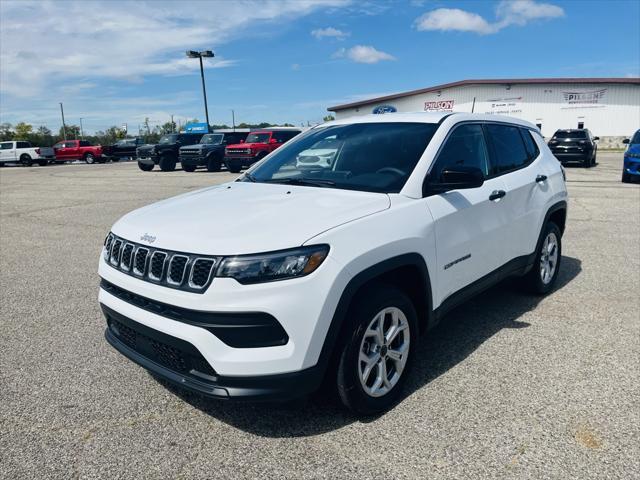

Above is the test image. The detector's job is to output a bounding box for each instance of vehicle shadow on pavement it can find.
[158,256,582,437]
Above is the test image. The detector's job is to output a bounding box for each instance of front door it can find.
[424,123,510,308]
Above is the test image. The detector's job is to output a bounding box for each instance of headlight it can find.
[217,245,329,284]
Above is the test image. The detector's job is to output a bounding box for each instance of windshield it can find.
[244,122,439,193]
[200,134,223,145]
[159,134,179,144]
[554,131,587,139]
[245,133,270,143]
[630,130,640,144]
[116,139,133,146]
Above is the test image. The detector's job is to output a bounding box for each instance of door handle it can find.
[489,190,506,201]
[536,174,548,183]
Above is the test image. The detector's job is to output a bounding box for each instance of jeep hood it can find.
[227,142,264,149]
[111,182,390,255]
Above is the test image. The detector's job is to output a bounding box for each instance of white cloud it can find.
[333,45,395,64]
[311,27,350,39]
[414,8,494,34]
[414,0,564,35]
[0,0,351,98]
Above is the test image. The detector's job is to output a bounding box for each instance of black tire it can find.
[336,284,418,415]
[37,160,47,167]
[20,154,32,167]
[206,155,222,172]
[227,162,242,173]
[622,172,632,183]
[182,164,196,172]
[522,221,562,295]
[112,157,120,162]
[84,153,96,164]
[159,155,176,172]
[138,161,154,171]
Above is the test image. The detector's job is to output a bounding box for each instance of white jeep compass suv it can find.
[99,113,567,415]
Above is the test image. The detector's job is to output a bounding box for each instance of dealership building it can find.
[328,78,640,146]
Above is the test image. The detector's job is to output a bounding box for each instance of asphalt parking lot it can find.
[1,152,638,479]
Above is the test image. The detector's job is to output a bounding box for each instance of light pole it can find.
[59,102,67,140]
[186,50,214,133]
[79,118,84,139]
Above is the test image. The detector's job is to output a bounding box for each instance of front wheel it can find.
[84,153,96,164]
[138,161,154,171]
[622,172,632,183]
[182,164,196,172]
[38,160,48,167]
[20,154,32,166]
[227,161,242,173]
[336,284,417,415]
[159,155,176,172]
[207,155,222,172]
[522,221,562,295]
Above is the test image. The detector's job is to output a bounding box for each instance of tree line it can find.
[0,118,312,147]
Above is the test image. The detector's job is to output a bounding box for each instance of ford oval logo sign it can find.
[372,105,397,114]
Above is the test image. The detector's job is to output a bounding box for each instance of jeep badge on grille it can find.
[140,233,156,244]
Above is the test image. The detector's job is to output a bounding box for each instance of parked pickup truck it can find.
[179,130,249,172]
[224,128,302,173]
[52,140,104,164]
[0,141,55,166]
[137,133,204,172]
[102,137,145,161]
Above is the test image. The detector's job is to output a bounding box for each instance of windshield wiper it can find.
[265,177,336,188]
[242,172,257,182]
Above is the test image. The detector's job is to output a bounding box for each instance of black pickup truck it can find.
[136,133,204,172]
[102,137,145,161]
[179,131,249,172]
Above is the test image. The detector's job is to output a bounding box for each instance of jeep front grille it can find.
[103,233,217,293]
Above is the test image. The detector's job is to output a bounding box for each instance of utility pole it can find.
[79,118,84,139]
[231,110,235,131]
[59,102,67,140]
[171,114,174,133]
[145,117,151,136]
[186,50,214,133]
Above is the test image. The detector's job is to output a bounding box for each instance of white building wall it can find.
[333,82,640,139]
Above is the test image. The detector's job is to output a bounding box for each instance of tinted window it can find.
[273,130,300,142]
[245,133,271,143]
[520,129,540,160]
[486,124,529,174]
[248,122,438,193]
[224,133,247,144]
[159,134,179,144]
[200,134,223,145]
[1,142,12,150]
[554,130,587,139]
[79,140,91,147]
[64,141,77,148]
[631,130,640,144]
[17,141,30,148]
[432,124,489,178]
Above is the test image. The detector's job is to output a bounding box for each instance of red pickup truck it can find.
[224,128,301,173]
[52,140,104,164]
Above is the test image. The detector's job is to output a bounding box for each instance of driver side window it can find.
[432,124,489,180]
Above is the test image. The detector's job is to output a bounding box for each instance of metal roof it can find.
[328,77,640,111]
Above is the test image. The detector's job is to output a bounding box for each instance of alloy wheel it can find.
[540,232,559,284]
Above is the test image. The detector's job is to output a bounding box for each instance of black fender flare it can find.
[312,253,433,380]
[525,200,567,274]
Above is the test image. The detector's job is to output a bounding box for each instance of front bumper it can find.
[551,151,591,162]
[103,304,323,401]
[179,155,206,167]
[623,156,640,176]
[137,155,159,165]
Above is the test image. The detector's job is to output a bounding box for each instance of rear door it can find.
[0,142,15,162]
[485,124,548,261]
[425,123,510,306]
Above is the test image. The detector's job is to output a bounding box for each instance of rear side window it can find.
[485,124,529,174]
[79,140,91,147]
[520,129,540,161]
[16,141,30,148]
[432,124,490,178]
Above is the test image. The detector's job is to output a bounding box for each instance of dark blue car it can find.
[622,129,640,183]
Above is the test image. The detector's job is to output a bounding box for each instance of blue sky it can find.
[1,0,638,134]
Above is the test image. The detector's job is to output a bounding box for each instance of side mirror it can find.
[240,139,244,143]
[593,136,600,141]
[622,138,630,144]
[424,166,484,196]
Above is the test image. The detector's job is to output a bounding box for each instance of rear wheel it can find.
[84,153,96,164]
[38,160,47,167]
[182,164,196,172]
[336,284,417,415]
[138,161,154,171]
[522,221,562,295]
[20,154,32,166]
[227,161,242,173]
[159,155,176,172]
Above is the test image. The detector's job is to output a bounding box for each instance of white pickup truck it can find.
[0,141,56,166]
